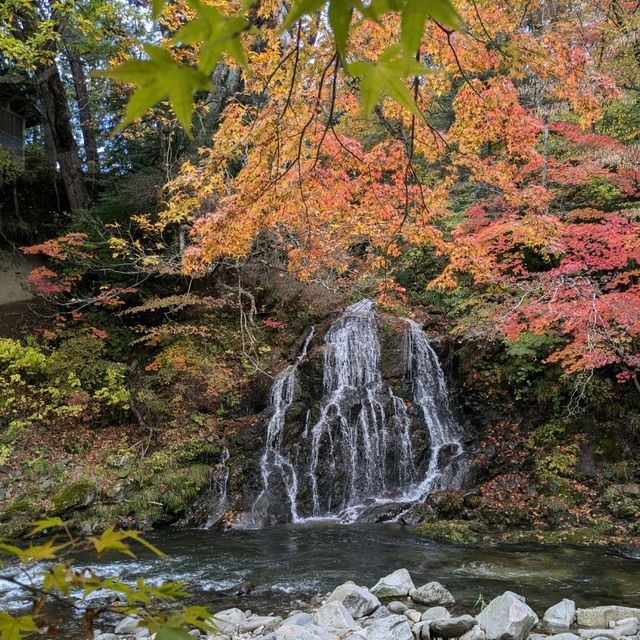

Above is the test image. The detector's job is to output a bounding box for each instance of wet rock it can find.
[430,615,478,639]
[544,600,576,632]
[312,601,359,632]
[476,591,538,640]
[361,614,413,640]
[115,616,141,635]
[422,607,452,622]
[411,582,455,606]
[371,569,415,598]
[576,608,640,629]
[328,581,380,618]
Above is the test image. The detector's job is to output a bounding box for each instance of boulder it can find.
[411,582,455,606]
[266,624,337,640]
[476,592,539,640]
[362,614,414,640]
[578,631,620,640]
[96,635,118,640]
[358,606,391,629]
[460,627,486,640]
[413,621,430,640]
[577,608,640,629]
[115,616,141,635]
[549,634,580,640]
[388,601,409,614]
[371,569,415,598]
[312,601,359,632]
[282,612,313,627]
[211,608,246,635]
[610,618,639,636]
[544,600,576,632]
[328,581,381,618]
[240,615,282,633]
[430,615,478,639]
[423,607,452,622]
[405,609,422,623]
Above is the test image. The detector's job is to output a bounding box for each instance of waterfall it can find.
[204,447,230,529]
[253,327,315,523]
[251,299,465,525]
[400,319,465,500]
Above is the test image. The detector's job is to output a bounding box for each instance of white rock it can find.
[188,631,201,639]
[282,613,313,627]
[423,608,452,622]
[476,592,539,640]
[548,634,580,640]
[578,631,620,640]
[460,627,486,640]
[96,635,118,640]
[134,629,149,640]
[371,569,415,598]
[312,601,359,632]
[269,624,337,640]
[611,619,638,636]
[240,615,282,633]
[405,609,422,624]
[411,582,455,607]
[577,608,640,629]
[363,614,414,640]
[115,616,141,635]
[544,600,576,632]
[211,608,247,635]
[328,582,381,618]
[413,621,430,640]
[358,606,391,629]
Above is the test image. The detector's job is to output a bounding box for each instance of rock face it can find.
[430,615,478,639]
[576,607,640,629]
[544,600,576,632]
[328,581,381,618]
[411,581,456,606]
[362,614,414,640]
[370,568,415,598]
[476,591,539,640]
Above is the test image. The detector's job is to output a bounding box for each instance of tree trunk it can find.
[38,64,90,212]
[68,51,98,172]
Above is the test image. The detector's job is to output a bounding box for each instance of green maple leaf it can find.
[347,46,425,117]
[101,45,210,136]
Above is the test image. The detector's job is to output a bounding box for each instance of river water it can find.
[3,522,639,617]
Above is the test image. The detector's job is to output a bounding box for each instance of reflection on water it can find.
[2,522,639,615]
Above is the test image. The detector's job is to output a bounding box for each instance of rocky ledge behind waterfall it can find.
[101,568,640,640]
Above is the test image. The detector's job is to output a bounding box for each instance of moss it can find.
[414,520,479,546]
[435,490,464,517]
[50,478,96,514]
[0,494,40,522]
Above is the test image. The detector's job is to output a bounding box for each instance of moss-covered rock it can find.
[50,479,96,514]
[414,520,479,545]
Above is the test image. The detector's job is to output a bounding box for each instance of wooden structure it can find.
[0,85,43,161]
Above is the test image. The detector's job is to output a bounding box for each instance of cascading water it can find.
[251,299,465,526]
[253,327,315,524]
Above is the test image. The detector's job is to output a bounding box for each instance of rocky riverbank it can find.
[98,568,640,640]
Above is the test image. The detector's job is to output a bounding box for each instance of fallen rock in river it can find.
[370,568,415,598]
[476,591,538,640]
[544,600,576,632]
[328,581,380,618]
[576,608,640,629]
[430,615,478,639]
[411,582,456,606]
[361,613,413,640]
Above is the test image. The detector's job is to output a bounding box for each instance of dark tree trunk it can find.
[68,51,98,172]
[38,64,90,212]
